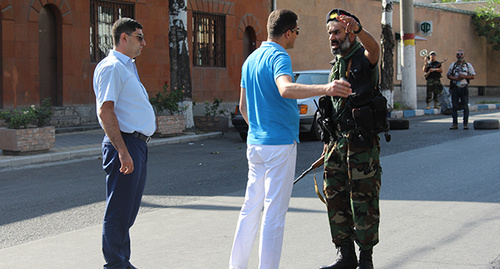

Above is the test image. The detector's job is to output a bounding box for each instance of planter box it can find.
[194,116,229,132]
[0,126,56,155]
[155,115,186,137]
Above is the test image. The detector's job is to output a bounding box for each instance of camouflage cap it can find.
[326,9,360,24]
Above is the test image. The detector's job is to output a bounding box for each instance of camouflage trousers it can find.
[426,78,443,104]
[323,135,381,250]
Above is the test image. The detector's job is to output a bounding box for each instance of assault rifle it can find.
[424,58,447,78]
[293,156,324,185]
[292,98,333,186]
[314,98,335,141]
[293,155,327,204]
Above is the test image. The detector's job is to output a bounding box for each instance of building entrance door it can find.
[39,6,61,106]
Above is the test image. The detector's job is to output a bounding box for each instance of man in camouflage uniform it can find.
[423,51,443,109]
[319,9,381,269]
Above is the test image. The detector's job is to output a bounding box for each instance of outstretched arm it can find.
[337,15,380,66]
[276,75,352,99]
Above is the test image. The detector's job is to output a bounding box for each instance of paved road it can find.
[0,110,499,268]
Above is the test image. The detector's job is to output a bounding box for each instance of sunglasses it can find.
[126,33,144,42]
[456,53,464,56]
[290,27,300,36]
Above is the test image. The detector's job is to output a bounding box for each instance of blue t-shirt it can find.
[241,42,299,145]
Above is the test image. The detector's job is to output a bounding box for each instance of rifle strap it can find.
[313,169,326,204]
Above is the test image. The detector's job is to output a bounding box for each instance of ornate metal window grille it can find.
[192,12,226,67]
[90,0,134,63]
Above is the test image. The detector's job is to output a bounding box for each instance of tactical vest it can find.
[319,46,389,143]
[329,46,379,123]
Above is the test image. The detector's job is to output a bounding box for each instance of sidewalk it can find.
[0,95,499,170]
[0,130,222,170]
[392,95,500,118]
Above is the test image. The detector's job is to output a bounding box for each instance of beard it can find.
[330,36,352,56]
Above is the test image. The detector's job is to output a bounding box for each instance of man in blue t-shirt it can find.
[229,9,352,269]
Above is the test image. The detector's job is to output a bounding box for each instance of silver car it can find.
[232,69,330,141]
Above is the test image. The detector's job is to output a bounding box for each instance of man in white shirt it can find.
[93,17,155,269]
[446,50,475,129]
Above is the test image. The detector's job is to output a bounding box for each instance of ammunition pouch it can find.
[351,94,390,141]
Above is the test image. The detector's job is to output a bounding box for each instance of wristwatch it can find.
[353,23,363,34]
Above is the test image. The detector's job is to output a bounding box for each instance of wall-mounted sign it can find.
[420,21,432,36]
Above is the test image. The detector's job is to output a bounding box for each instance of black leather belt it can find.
[121,131,151,143]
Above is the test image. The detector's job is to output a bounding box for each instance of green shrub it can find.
[150,81,187,115]
[204,98,228,117]
[0,97,52,129]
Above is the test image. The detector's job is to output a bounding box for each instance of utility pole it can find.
[400,0,417,109]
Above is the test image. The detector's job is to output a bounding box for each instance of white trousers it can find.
[229,143,297,269]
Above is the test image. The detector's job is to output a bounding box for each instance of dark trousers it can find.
[102,134,148,269]
[451,85,469,125]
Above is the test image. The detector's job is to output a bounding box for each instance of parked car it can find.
[232,70,330,141]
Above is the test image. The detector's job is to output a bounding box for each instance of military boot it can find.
[319,238,358,269]
[358,248,374,269]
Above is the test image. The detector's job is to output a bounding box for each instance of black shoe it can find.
[358,248,374,269]
[319,238,358,269]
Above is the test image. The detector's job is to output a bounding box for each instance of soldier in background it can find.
[423,51,443,109]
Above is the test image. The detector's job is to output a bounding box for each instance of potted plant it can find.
[194,98,229,132]
[149,81,187,136]
[0,97,55,155]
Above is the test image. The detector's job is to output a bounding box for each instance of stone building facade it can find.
[2,0,498,120]
[0,0,270,112]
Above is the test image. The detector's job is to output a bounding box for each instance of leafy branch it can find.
[472,0,500,50]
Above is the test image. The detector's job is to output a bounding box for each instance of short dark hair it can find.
[112,17,143,46]
[267,9,298,39]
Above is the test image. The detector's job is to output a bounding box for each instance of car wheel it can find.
[388,119,410,130]
[473,119,500,129]
[308,113,322,141]
[239,132,248,141]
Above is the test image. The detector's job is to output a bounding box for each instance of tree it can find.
[472,0,500,50]
[169,0,194,127]
[380,0,395,108]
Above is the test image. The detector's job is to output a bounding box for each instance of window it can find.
[192,12,226,67]
[90,0,134,63]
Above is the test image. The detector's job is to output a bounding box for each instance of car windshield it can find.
[294,73,329,85]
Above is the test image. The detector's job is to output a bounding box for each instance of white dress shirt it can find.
[93,50,156,136]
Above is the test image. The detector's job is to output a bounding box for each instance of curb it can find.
[389,104,500,119]
[0,132,222,170]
